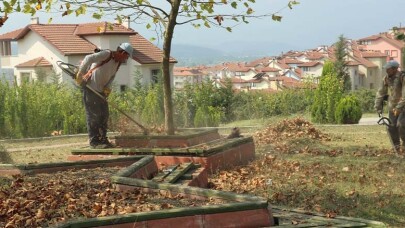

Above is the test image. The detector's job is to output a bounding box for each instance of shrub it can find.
[311,72,343,124]
[349,89,376,113]
[335,95,362,124]
[194,106,223,127]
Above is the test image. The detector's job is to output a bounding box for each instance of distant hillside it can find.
[170,41,299,66]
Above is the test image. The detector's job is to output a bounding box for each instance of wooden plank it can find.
[151,164,179,182]
[164,163,194,184]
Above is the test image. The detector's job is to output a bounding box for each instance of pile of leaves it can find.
[0,167,220,227]
[210,153,358,219]
[254,118,330,146]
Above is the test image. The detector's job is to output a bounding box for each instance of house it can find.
[173,66,209,89]
[357,32,404,67]
[0,17,177,90]
[297,61,323,82]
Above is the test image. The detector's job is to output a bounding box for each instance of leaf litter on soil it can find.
[0,167,226,228]
[209,117,405,226]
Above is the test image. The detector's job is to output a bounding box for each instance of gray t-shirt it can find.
[78,50,120,93]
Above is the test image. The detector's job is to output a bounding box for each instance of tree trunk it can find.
[162,0,181,135]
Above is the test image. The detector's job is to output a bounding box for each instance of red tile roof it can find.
[173,67,204,76]
[227,77,247,83]
[0,22,175,64]
[298,61,322,67]
[30,24,97,55]
[346,61,361,66]
[75,22,136,35]
[15,57,52,68]
[0,28,27,40]
[130,34,176,64]
[269,76,303,88]
[280,58,303,64]
[258,67,280,72]
[305,52,325,60]
[358,33,405,49]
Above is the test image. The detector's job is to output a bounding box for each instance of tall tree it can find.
[333,35,351,92]
[1,0,299,134]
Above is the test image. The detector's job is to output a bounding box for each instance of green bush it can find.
[335,95,362,124]
[311,72,343,124]
[349,89,376,113]
[194,106,223,127]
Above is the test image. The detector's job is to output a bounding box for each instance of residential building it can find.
[0,17,177,89]
[173,67,209,89]
[357,32,403,67]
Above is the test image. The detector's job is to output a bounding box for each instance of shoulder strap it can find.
[401,71,405,85]
[82,50,113,82]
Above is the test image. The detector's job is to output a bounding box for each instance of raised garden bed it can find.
[70,137,255,173]
[0,155,274,227]
[114,128,221,148]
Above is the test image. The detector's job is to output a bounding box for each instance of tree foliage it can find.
[333,35,351,92]
[311,72,343,124]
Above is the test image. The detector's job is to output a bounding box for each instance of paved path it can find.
[358,117,380,125]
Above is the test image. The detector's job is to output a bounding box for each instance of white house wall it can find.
[15,31,67,84]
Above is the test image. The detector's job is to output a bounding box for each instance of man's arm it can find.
[395,73,405,111]
[374,77,388,113]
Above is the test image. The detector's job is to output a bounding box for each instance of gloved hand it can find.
[103,87,112,97]
[393,108,401,117]
[75,72,83,86]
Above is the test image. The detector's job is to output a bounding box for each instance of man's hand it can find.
[377,110,382,115]
[103,88,112,97]
[75,72,83,86]
[393,108,401,117]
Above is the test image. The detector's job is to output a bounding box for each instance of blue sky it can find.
[1,0,405,55]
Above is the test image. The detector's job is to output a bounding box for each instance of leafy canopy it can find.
[1,0,300,33]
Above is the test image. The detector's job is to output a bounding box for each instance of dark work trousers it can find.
[388,110,405,150]
[83,87,109,145]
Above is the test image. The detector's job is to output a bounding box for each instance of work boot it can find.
[90,139,109,149]
[100,137,115,148]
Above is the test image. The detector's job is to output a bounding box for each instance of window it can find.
[385,50,390,56]
[151,69,160,84]
[120,85,127,92]
[302,67,310,72]
[391,50,398,57]
[360,40,371,45]
[20,72,31,84]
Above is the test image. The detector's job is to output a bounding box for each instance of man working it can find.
[76,43,134,149]
[374,60,405,152]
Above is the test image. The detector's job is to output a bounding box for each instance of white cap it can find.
[384,60,400,69]
[118,42,134,58]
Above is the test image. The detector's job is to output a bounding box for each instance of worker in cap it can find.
[76,42,134,149]
[375,60,405,153]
